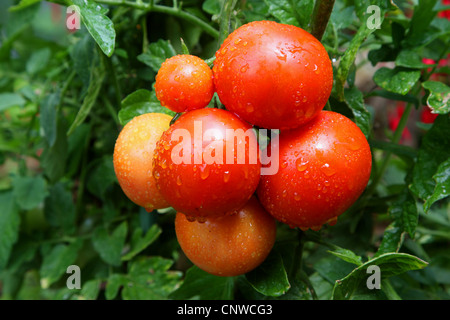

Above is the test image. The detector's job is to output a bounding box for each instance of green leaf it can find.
[118,89,175,126]
[388,188,418,237]
[0,191,20,269]
[395,50,430,69]
[40,239,83,289]
[92,222,128,266]
[328,247,363,267]
[78,279,102,300]
[245,251,290,297]
[44,183,76,235]
[404,0,439,47]
[67,54,105,135]
[329,4,355,31]
[70,35,95,91]
[422,81,450,114]
[11,175,48,211]
[41,118,68,183]
[71,0,116,57]
[26,47,51,75]
[169,266,235,300]
[105,274,127,300]
[9,0,42,12]
[202,0,221,15]
[375,223,405,257]
[335,23,380,100]
[121,224,162,261]
[373,67,421,95]
[0,93,26,112]
[40,92,60,147]
[344,87,371,138]
[109,257,182,300]
[424,158,450,212]
[410,115,450,202]
[264,0,314,29]
[137,39,177,73]
[86,155,117,198]
[331,253,428,300]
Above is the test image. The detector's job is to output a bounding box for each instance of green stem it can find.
[290,230,304,279]
[94,0,219,38]
[102,96,121,127]
[141,15,149,53]
[57,70,76,111]
[204,56,216,67]
[103,53,122,106]
[75,125,92,218]
[310,0,335,41]
[217,0,238,48]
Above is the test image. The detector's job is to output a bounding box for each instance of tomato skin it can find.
[153,108,261,220]
[155,55,214,113]
[257,111,372,230]
[175,196,276,277]
[113,113,172,211]
[213,20,333,130]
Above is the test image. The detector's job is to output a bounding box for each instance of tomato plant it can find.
[0,0,449,303]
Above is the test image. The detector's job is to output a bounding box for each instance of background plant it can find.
[0,0,448,300]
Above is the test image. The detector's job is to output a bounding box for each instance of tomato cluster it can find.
[113,21,372,277]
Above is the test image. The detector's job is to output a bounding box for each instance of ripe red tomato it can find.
[175,196,276,277]
[153,108,261,220]
[213,20,333,130]
[113,113,172,211]
[155,54,214,113]
[257,111,372,230]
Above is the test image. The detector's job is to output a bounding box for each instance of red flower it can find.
[388,103,412,142]
[438,0,450,19]
[420,106,439,124]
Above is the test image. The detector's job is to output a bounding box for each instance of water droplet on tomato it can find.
[223,170,231,183]
[197,216,207,223]
[176,175,182,186]
[295,159,308,172]
[200,165,210,180]
[240,64,249,73]
[186,215,196,222]
[321,163,336,176]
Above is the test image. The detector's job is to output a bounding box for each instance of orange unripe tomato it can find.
[155,54,215,113]
[113,113,172,211]
[257,111,372,230]
[175,197,276,277]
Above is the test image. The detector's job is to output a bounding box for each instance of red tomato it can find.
[155,55,214,113]
[257,111,372,230]
[153,108,261,220]
[175,196,276,277]
[213,20,333,130]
